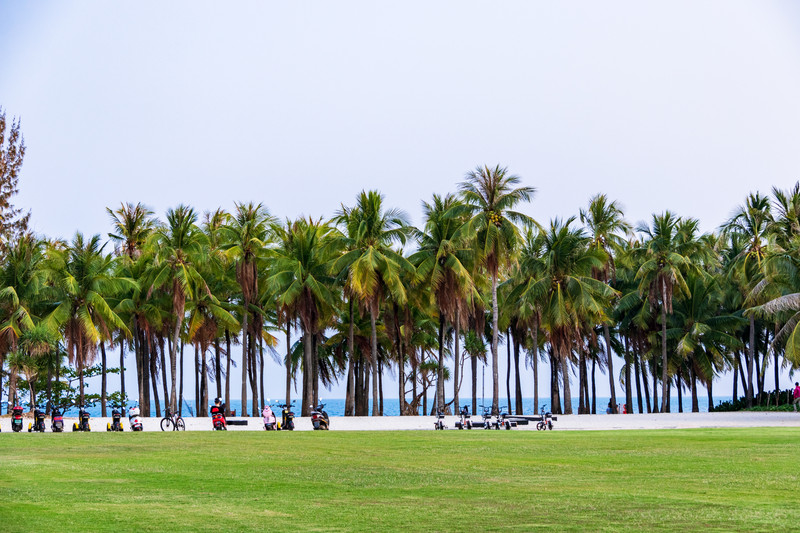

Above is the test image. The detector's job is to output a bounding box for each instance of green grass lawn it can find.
[0,428,798,532]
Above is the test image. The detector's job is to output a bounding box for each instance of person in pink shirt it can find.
[793,382,800,412]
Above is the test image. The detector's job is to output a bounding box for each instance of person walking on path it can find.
[793,382,800,412]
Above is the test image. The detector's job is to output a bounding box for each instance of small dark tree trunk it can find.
[604,324,617,415]
[532,323,539,415]
[259,333,265,410]
[302,331,313,417]
[149,340,161,418]
[746,317,755,407]
[160,338,169,411]
[379,361,384,416]
[691,366,699,412]
[225,332,231,417]
[285,322,292,408]
[120,342,126,407]
[471,348,478,416]
[660,280,669,413]
[101,342,107,417]
[179,341,184,416]
[624,336,633,414]
[707,379,714,412]
[195,343,200,416]
[677,372,683,413]
[590,356,596,414]
[347,299,355,415]
[453,309,460,415]
[642,351,651,413]
[506,328,512,414]
[215,338,222,400]
[634,348,643,414]
[513,329,522,415]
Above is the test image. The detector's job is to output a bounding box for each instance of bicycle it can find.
[160,407,186,431]
[536,404,553,431]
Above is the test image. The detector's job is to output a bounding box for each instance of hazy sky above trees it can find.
[2,1,799,399]
[2,1,799,241]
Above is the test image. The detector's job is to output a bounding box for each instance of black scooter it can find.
[481,407,493,430]
[454,405,473,430]
[11,404,24,432]
[278,402,295,431]
[51,405,65,433]
[311,402,329,430]
[72,405,91,432]
[28,405,46,433]
[107,405,124,431]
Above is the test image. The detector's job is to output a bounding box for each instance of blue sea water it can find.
[72,395,730,417]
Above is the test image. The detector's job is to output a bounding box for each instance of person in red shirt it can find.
[793,382,800,412]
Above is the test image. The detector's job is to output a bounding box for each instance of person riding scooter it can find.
[210,398,227,430]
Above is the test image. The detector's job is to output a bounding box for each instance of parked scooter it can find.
[494,411,512,430]
[50,404,65,433]
[262,404,277,431]
[278,402,295,431]
[107,404,124,431]
[28,405,47,432]
[311,403,330,430]
[11,403,24,432]
[454,405,473,430]
[434,410,447,430]
[536,404,554,431]
[210,400,227,431]
[481,407,493,430]
[128,405,143,431]
[72,405,91,432]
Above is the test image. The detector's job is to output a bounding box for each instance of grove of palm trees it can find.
[2,158,799,417]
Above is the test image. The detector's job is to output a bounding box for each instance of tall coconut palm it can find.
[722,193,772,406]
[333,190,413,416]
[411,193,474,414]
[149,206,210,413]
[634,212,694,413]
[580,194,631,413]
[44,233,133,406]
[267,218,338,416]
[221,202,273,417]
[509,219,614,414]
[456,165,535,414]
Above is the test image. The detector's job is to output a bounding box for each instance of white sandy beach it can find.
[1,411,798,433]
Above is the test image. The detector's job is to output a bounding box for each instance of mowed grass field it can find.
[0,427,798,532]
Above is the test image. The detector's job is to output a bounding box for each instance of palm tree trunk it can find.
[691,365,699,412]
[179,341,184,415]
[215,338,222,400]
[634,347,643,414]
[660,280,668,413]
[513,329,522,415]
[302,330,313,416]
[506,328,512,414]
[746,316,755,408]
[225,331,231,416]
[194,343,200,416]
[250,333,258,416]
[149,340,160,418]
[437,314,445,414]
[562,350,573,415]
[641,349,651,413]
[774,323,780,407]
[259,333,265,410]
[604,324,616,413]
[590,356,596,414]
[170,314,181,413]
[624,336,632,415]
[120,342,126,408]
[394,303,406,415]
[202,348,209,416]
[453,309,460,414]
[285,322,292,408]
[532,322,539,415]
[578,347,586,414]
[370,308,380,416]
[241,300,249,417]
[347,299,355,416]
[160,338,169,411]
[676,372,683,413]
[101,342,107,417]
[491,271,500,414]
[471,347,477,416]
[707,379,714,411]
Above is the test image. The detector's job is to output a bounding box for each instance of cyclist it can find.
[210,398,227,429]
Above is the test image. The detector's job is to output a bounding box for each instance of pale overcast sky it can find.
[1,1,799,404]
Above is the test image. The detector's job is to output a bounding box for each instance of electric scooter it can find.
[536,405,554,431]
[434,410,447,430]
[310,402,329,430]
[481,407,493,430]
[51,404,65,432]
[107,405,124,431]
[494,411,512,430]
[454,405,473,429]
[11,403,24,432]
[278,402,295,431]
[72,405,91,432]
[262,404,277,430]
[128,405,143,431]
[28,405,46,432]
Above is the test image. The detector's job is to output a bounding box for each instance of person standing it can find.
[793,382,800,412]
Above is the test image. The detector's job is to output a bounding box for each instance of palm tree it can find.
[267,218,338,416]
[634,212,695,413]
[149,206,210,413]
[411,193,474,414]
[722,193,772,406]
[580,194,631,413]
[456,165,535,414]
[221,202,273,417]
[333,190,413,416]
[44,233,133,406]
[509,219,614,414]
[0,235,47,410]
